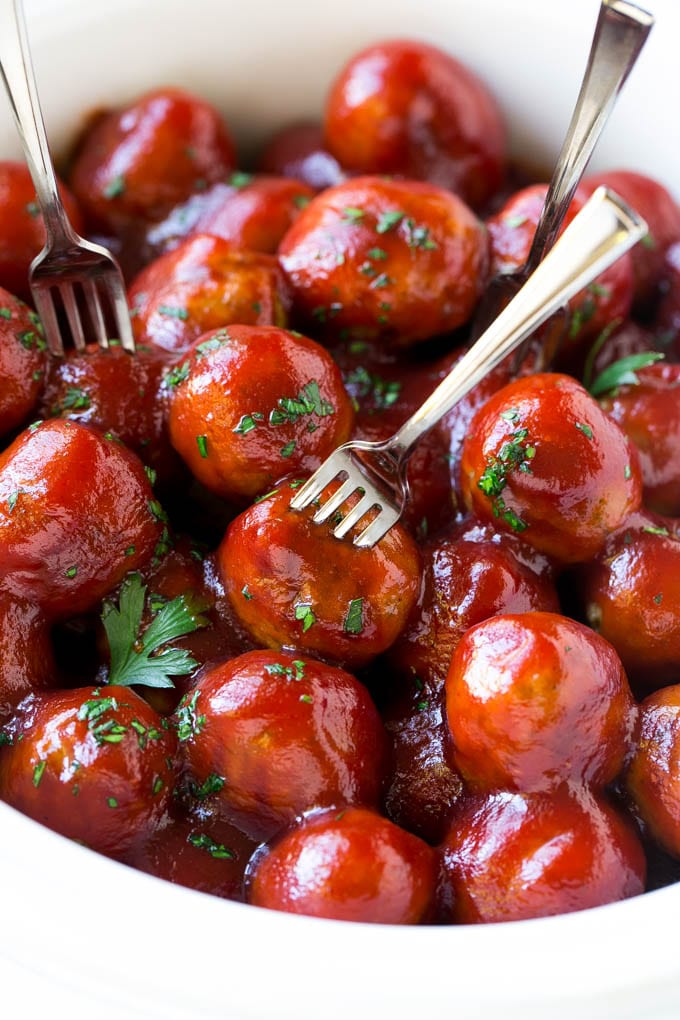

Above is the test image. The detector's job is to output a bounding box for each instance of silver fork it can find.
[291,187,647,548]
[0,0,134,355]
[471,0,653,348]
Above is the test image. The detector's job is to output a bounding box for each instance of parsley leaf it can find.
[343,598,364,634]
[589,352,665,397]
[102,573,209,689]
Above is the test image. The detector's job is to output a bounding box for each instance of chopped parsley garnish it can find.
[103,175,126,199]
[196,435,208,458]
[0,307,12,319]
[7,489,21,513]
[343,598,364,634]
[280,440,296,458]
[107,797,119,808]
[18,330,47,351]
[33,761,46,788]
[624,464,632,480]
[403,219,438,250]
[157,305,189,320]
[294,603,316,632]
[654,592,664,605]
[369,272,393,289]
[241,585,253,600]
[78,695,129,744]
[264,659,305,681]
[64,564,78,579]
[0,731,12,746]
[376,210,404,234]
[589,351,665,397]
[643,525,670,537]
[175,690,206,742]
[477,419,534,534]
[233,412,264,435]
[165,362,190,387]
[58,387,91,411]
[344,366,401,411]
[299,694,313,705]
[269,380,335,426]
[152,776,165,796]
[101,572,209,689]
[147,499,168,524]
[229,171,253,189]
[575,422,593,440]
[194,773,225,800]
[366,247,388,261]
[188,832,235,859]
[341,206,365,224]
[196,333,229,357]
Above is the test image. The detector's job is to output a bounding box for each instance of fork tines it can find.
[289,448,401,548]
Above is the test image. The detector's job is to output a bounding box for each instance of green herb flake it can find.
[0,731,12,746]
[158,305,189,321]
[624,464,632,481]
[376,210,404,234]
[293,194,310,210]
[299,694,313,705]
[643,525,670,537]
[416,700,430,711]
[147,499,168,524]
[101,572,209,690]
[59,387,91,411]
[152,776,165,796]
[196,435,208,458]
[504,214,528,229]
[500,408,521,423]
[367,247,388,261]
[654,592,664,605]
[575,422,593,440]
[280,440,296,458]
[254,488,279,503]
[343,597,364,634]
[188,832,235,859]
[195,773,225,800]
[228,171,253,189]
[103,175,126,199]
[65,564,78,579]
[196,333,229,357]
[33,761,46,788]
[165,362,190,388]
[0,307,12,319]
[7,490,21,513]
[175,690,206,742]
[294,603,316,632]
[107,797,118,808]
[233,412,264,435]
[341,206,365,224]
[25,201,40,218]
[404,219,438,250]
[369,272,393,289]
[241,585,253,600]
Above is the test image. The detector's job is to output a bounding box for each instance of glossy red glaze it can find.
[583,170,680,308]
[0,594,54,722]
[167,325,353,501]
[145,176,315,257]
[279,175,488,347]
[460,373,642,562]
[446,612,637,792]
[389,530,558,687]
[126,811,257,900]
[39,341,178,481]
[258,122,345,191]
[249,806,436,923]
[486,183,634,350]
[0,685,177,858]
[579,511,680,688]
[217,478,421,668]
[626,686,680,858]
[0,162,84,301]
[438,787,646,924]
[600,362,680,516]
[324,40,506,209]
[0,420,161,617]
[69,88,236,231]
[128,234,291,353]
[0,287,47,436]
[176,650,389,841]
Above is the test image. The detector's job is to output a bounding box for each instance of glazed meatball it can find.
[217,478,421,668]
[69,88,236,231]
[249,806,436,923]
[279,175,488,348]
[626,686,680,858]
[0,594,54,722]
[166,325,354,501]
[323,39,506,208]
[128,234,291,353]
[0,419,162,617]
[438,787,645,923]
[0,686,177,858]
[0,288,47,436]
[446,612,637,792]
[460,373,642,562]
[176,650,389,840]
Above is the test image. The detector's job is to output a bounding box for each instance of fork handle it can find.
[392,187,646,458]
[0,0,79,245]
[525,0,652,274]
